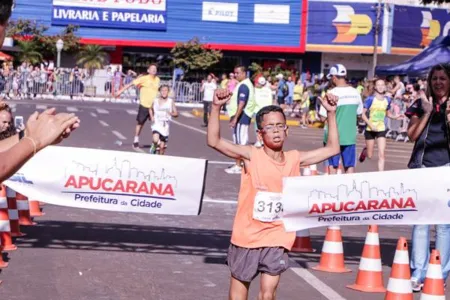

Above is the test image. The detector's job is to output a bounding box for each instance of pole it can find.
[372,0,382,78]
[57,50,61,68]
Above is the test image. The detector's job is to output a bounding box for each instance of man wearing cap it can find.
[319,64,363,174]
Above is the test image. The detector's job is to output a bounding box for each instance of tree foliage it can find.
[7,19,80,60]
[76,44,109,83]
[170,37,223,73]
[16,41,43,65]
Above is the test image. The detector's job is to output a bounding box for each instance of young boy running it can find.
[150,85,178,155]
[207,89,340,300]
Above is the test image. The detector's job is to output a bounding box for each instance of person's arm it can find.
[360,108,373,128]
[0,110,80,183]
[149,102,155,122]
[231,84,250,128]
[207,89,251,160]
[298,94,340,166]
[170,100,178,118]
[407,92,432,142]
[116,83,133,97]
[0,134,19,152]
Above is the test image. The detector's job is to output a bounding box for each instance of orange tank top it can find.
[230,147,301,250]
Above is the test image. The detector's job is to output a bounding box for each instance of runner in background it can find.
[224,66,256,174]
[253,77,272,147]
[116,64,160,149]
[150,85,178,155]
[207,87,339,300]
[200,74,217,127]
[359,78,402,171]
[319,64,363,174]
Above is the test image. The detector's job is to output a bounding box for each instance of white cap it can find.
[276,73,284,79]
[327,64,347,79]
[258,76,266,86]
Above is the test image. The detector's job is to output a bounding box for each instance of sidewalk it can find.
[191,109,325,128]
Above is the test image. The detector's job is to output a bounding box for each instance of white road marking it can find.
[36,105,48,110]
[289,259,346,300]
[67,106,79,112]
[127,109,137,115]
[112,130,127,140]
[203,199,236,205]
[171,119,207,135]
[96,108,109,114]
[90,112,97,117]
[180,111,194,118]
[99,120,109,127]
[208,161,234,165]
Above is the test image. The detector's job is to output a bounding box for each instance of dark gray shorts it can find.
[226,244,289,282]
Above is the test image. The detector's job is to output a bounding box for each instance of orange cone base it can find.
[291,247,316,253]
[0,261,8,269]
[11,232,26,237]
[19,220,37,226]
[30,211,45,217]
[385,292,414,300]
[347,283,386,293]
[3,244,17,251]
[312,265,351,273]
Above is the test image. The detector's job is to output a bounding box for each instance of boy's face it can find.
[160,87,169,98]
[257,112,288,150]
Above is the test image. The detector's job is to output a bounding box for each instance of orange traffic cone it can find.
[385,237,413,300]
[313,226,351,273]
[291,229,316,253]
[420,249,445,300]
[0,185,16,251]
[6,187,25,237]
[29,200,45,217]
[347,225,386,292]
[16,193,36,226]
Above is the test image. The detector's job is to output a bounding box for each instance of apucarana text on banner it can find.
[281,167,450,232]
[4,146,207,216]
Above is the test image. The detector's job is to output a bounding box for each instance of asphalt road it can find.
[0,99,440,300]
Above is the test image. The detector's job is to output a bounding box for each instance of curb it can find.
[191,109,324,128]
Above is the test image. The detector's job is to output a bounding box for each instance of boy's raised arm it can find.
[207,89,251,160]
[298,93,340,166]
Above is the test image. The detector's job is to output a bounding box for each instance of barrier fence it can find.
[0,73,203,103]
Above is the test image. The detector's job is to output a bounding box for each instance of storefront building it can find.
[7,0,450,79]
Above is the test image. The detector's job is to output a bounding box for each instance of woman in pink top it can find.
[227,72,238,93]
[207,89,340,300]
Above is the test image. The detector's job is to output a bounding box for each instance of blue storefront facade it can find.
[7,0,450,78]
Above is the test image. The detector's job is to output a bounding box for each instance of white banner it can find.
[282,167,450,232]
[4,146,206,216]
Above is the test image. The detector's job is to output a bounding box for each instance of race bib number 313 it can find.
[253,192,283,222]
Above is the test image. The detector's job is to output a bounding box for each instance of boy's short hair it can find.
[159,84,170,91]
[0,0,13,25]
[256,105,286,130]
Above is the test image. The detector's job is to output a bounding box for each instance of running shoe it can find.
[133,142,139,148]
[149,144,157,154]
[359,147,367,163]
[411,278,423,292]
[224,165,242,174]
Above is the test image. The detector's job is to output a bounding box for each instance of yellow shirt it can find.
[293,84,303,101]
[132,75,160,108]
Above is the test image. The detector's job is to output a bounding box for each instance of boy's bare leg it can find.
[258,273,280,300]
[229,277,250,300]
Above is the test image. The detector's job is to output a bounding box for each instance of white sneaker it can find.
[225,165,242,174]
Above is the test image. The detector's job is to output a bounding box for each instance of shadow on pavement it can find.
[14,221,231,257]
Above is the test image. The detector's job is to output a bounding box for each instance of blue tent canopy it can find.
[375,36,450,77]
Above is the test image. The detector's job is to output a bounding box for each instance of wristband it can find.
[23,137,37,156]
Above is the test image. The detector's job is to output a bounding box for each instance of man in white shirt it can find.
[201,74,217,127]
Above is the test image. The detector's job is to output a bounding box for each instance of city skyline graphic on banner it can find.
[307,181,418,207]
[64,158,178,187]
